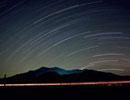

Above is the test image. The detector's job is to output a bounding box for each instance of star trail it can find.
[0,0,130,77]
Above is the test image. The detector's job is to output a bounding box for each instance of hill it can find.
[0,67,130,83]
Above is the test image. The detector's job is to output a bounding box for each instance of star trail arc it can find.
[0,0,130,77]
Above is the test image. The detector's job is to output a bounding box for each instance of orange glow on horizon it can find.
[0,80,130,86]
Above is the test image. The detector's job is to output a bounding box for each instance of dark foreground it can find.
[0,85,130,99]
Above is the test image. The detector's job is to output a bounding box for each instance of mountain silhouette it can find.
[0,67,130,83]
[33,67,82,76]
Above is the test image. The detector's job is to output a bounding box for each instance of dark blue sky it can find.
[0,0,130,77]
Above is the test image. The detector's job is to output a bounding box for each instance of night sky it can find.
[0,0,130,77]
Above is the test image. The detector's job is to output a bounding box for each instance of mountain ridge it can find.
[0,66,130,83]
